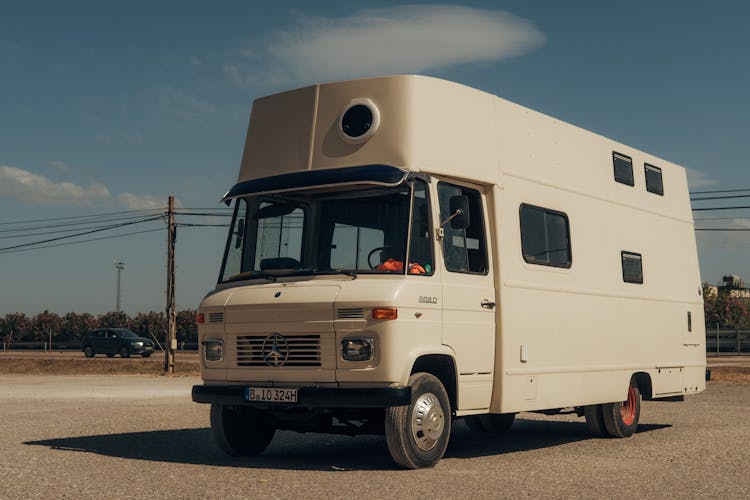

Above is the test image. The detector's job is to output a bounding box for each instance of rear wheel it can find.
[210,404,276,456]
[119,346,131,358]
[385,372,452,469]
[602,381,641,438]
[83,346,95,358]
[583,404,609,437]
[141,353,152,358]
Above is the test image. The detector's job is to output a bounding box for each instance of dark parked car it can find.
[82,328,154,358]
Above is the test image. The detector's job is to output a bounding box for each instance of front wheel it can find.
[210,404,276,456]
[602,381,641,438]
[141,353,152,358]
[385,372,452,469]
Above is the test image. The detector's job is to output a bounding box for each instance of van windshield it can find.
[219,183,417,282]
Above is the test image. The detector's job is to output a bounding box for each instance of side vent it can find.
[337,308,365,319]
[207,312,225,324]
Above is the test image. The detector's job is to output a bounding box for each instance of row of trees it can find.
[0,310,197,346]
[703,284,750,332]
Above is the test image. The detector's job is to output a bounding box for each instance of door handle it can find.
[481,300,496,309]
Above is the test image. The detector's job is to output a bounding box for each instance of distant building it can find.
[707,275,750,299]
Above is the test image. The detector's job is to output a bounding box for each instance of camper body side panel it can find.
[490,99,705,413]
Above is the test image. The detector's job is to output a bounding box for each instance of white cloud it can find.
[228,4,545,88]
[686,168,717,190]
[0,165,168,209]
[116,192,167,210]
[0,165,110,206]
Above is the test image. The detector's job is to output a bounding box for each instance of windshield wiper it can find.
[315,269,357,280]
[225,271,277,283]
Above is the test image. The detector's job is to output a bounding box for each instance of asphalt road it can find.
[1,375,748,499]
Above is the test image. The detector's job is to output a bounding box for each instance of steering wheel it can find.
[367,246,391,269]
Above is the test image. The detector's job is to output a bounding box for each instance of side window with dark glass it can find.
[645,164,664,196]
[613,152,634,186]
[437,182,488,274]
[220,198,248,282]
[622,251,643,284]
[520,204,572,268]
[407,180,434,275]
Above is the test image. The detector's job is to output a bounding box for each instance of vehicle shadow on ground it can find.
[24,418,671,471]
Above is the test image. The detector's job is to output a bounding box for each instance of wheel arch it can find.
[410,354,458,413]
[632,371,653,400]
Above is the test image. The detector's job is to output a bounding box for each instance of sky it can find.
[1,1,749,315]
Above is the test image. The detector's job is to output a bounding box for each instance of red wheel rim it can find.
[620,385,637,426]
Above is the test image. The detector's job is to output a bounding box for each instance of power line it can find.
[0,228,164,255]
[689,188,750,195]
[0,208,164,226]
[695,228,750,232]
[0,215,164,252]
[175,223,230,228]
[173,212,233,217]
[691,194,750,201]
[692,205,750,212]
[694,216,750,221]
[0,212,167,237]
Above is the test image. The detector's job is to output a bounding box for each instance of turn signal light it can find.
[372,307,398,320]
[195,313,205,324]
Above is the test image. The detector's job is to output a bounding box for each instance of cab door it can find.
[436,180,496,411]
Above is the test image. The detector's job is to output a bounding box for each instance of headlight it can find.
[342,337,374,362]
[202,339,224,362]
[131,341,144,347]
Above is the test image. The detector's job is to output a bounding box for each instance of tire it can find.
[583,404,609,437]
[210,404,276,456]
[119,346,131,358]
[465,413,515,433]
[106,353,115,358]
[141,353,152,358]
[602,381,641,438]
[83,346,95,358]
[385,372,452,469]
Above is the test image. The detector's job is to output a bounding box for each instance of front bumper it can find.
[192,384,411,408]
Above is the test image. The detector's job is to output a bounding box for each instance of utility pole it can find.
[114,261,125,313]
[165,195,176,374]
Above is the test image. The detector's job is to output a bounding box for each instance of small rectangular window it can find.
[613,152,634,186]
[645,164,664,196]
[687,311,692,332]
[520,204,572,268]
[621,251,643,284]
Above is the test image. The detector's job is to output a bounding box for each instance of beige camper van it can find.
[192,75,706,468]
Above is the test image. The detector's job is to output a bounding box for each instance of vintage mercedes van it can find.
[191,75,705,468]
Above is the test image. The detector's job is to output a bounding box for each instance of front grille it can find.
[236,334,321,367]
[207,312,224,323]
[337,308,364,319]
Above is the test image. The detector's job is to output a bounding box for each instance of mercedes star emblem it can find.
[262,333,289,367]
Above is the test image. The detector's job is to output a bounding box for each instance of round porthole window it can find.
[338,98,380,144]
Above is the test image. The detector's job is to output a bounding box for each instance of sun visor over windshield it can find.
[221,165,408,204]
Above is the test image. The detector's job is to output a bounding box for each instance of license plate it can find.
[245,387,298,403]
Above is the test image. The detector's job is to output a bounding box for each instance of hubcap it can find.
[410,392,445,451]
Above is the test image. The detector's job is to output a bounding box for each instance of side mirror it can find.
[448,195,470,229]
[234,218,245,249]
